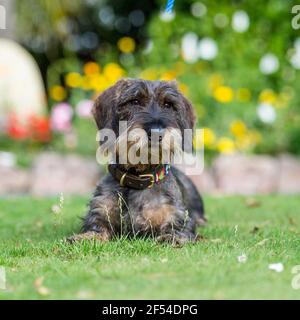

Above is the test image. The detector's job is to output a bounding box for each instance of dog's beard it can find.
[114,125,183,172]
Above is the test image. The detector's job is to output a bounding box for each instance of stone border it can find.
[1,152,300,196]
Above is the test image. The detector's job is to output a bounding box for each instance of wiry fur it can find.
[69,79,205,246]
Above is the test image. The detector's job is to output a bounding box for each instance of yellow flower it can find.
[248,130,262,144]
[194,127,216,149]
[65,72,82,88]
[236,130,262,151]
[217,137,236,154]
[81,76,93,91]
[235,135,252,150]
[103,63,125,82]
[208,73,224,91]
[213,86,234,103]
[203,128,216,148]
[50,85,66,101]
[83,62,100,75]
[230,120,247,137]
[117,37,136,53]
[259,89,277,104]
[236,88,251,102]
[178,83,189,95]
[160,71,176,81]
[90,74,109,92]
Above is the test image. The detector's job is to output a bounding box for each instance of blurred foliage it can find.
[6,0,300,161]
[140,0,300,157]
[15,0,157,83]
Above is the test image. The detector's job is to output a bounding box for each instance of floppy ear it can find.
[92,86,116,130]
[92,79,127,130]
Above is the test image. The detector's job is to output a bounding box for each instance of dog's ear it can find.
[92,79,125,130]
[92,86,114,130]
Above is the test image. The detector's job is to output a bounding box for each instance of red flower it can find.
[29,115,51,143]
[6,114,51,143]
[7,114,29,140]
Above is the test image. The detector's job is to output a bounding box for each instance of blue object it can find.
[166,0,175,12]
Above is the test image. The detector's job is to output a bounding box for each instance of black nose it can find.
[148,126,165,142]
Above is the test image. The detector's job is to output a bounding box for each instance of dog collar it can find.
[108,164,171,190]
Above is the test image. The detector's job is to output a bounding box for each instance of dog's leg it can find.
[156,231,200,247]
[68,184,122,243]
[137,200,199,247]
[156,209,200,247]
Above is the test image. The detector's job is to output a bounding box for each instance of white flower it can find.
[232,10,250,33]
[290,50,300,69]
[237,254,247,263]
[159,11,175,22]
[197,37,218,61]
[268,263,284,273]
[181,32,199,63]
[257,103,276,124]
[259,53,279,75]
[190,2,207,18]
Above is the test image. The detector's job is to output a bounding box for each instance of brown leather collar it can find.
[108,164,171,190]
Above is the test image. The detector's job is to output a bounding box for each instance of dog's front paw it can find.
[67,231,110,244]
[156,234,190,247]
[156,233,202,247]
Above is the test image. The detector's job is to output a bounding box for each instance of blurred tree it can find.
[15,0,158,82]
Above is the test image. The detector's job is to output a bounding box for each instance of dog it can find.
[69,78,205,246]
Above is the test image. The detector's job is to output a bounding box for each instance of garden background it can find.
[1,0,300,195]
[0,0,300,300]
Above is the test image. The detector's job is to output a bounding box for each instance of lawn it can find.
[0,195,300,300]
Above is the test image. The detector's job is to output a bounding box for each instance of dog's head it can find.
[93,78,195,171]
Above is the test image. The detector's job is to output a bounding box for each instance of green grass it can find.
[0,195,300,299]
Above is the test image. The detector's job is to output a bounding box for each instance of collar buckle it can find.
[119,172,127,187]
[139,173,155,188]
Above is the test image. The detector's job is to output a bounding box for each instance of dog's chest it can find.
[124,182,179,231]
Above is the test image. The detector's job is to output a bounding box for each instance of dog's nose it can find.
[148,126,165,142]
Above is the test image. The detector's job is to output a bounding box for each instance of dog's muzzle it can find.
[147,126,166,142]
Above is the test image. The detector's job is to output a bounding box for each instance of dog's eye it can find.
[129,99,140,106]
[163,101,174,108]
